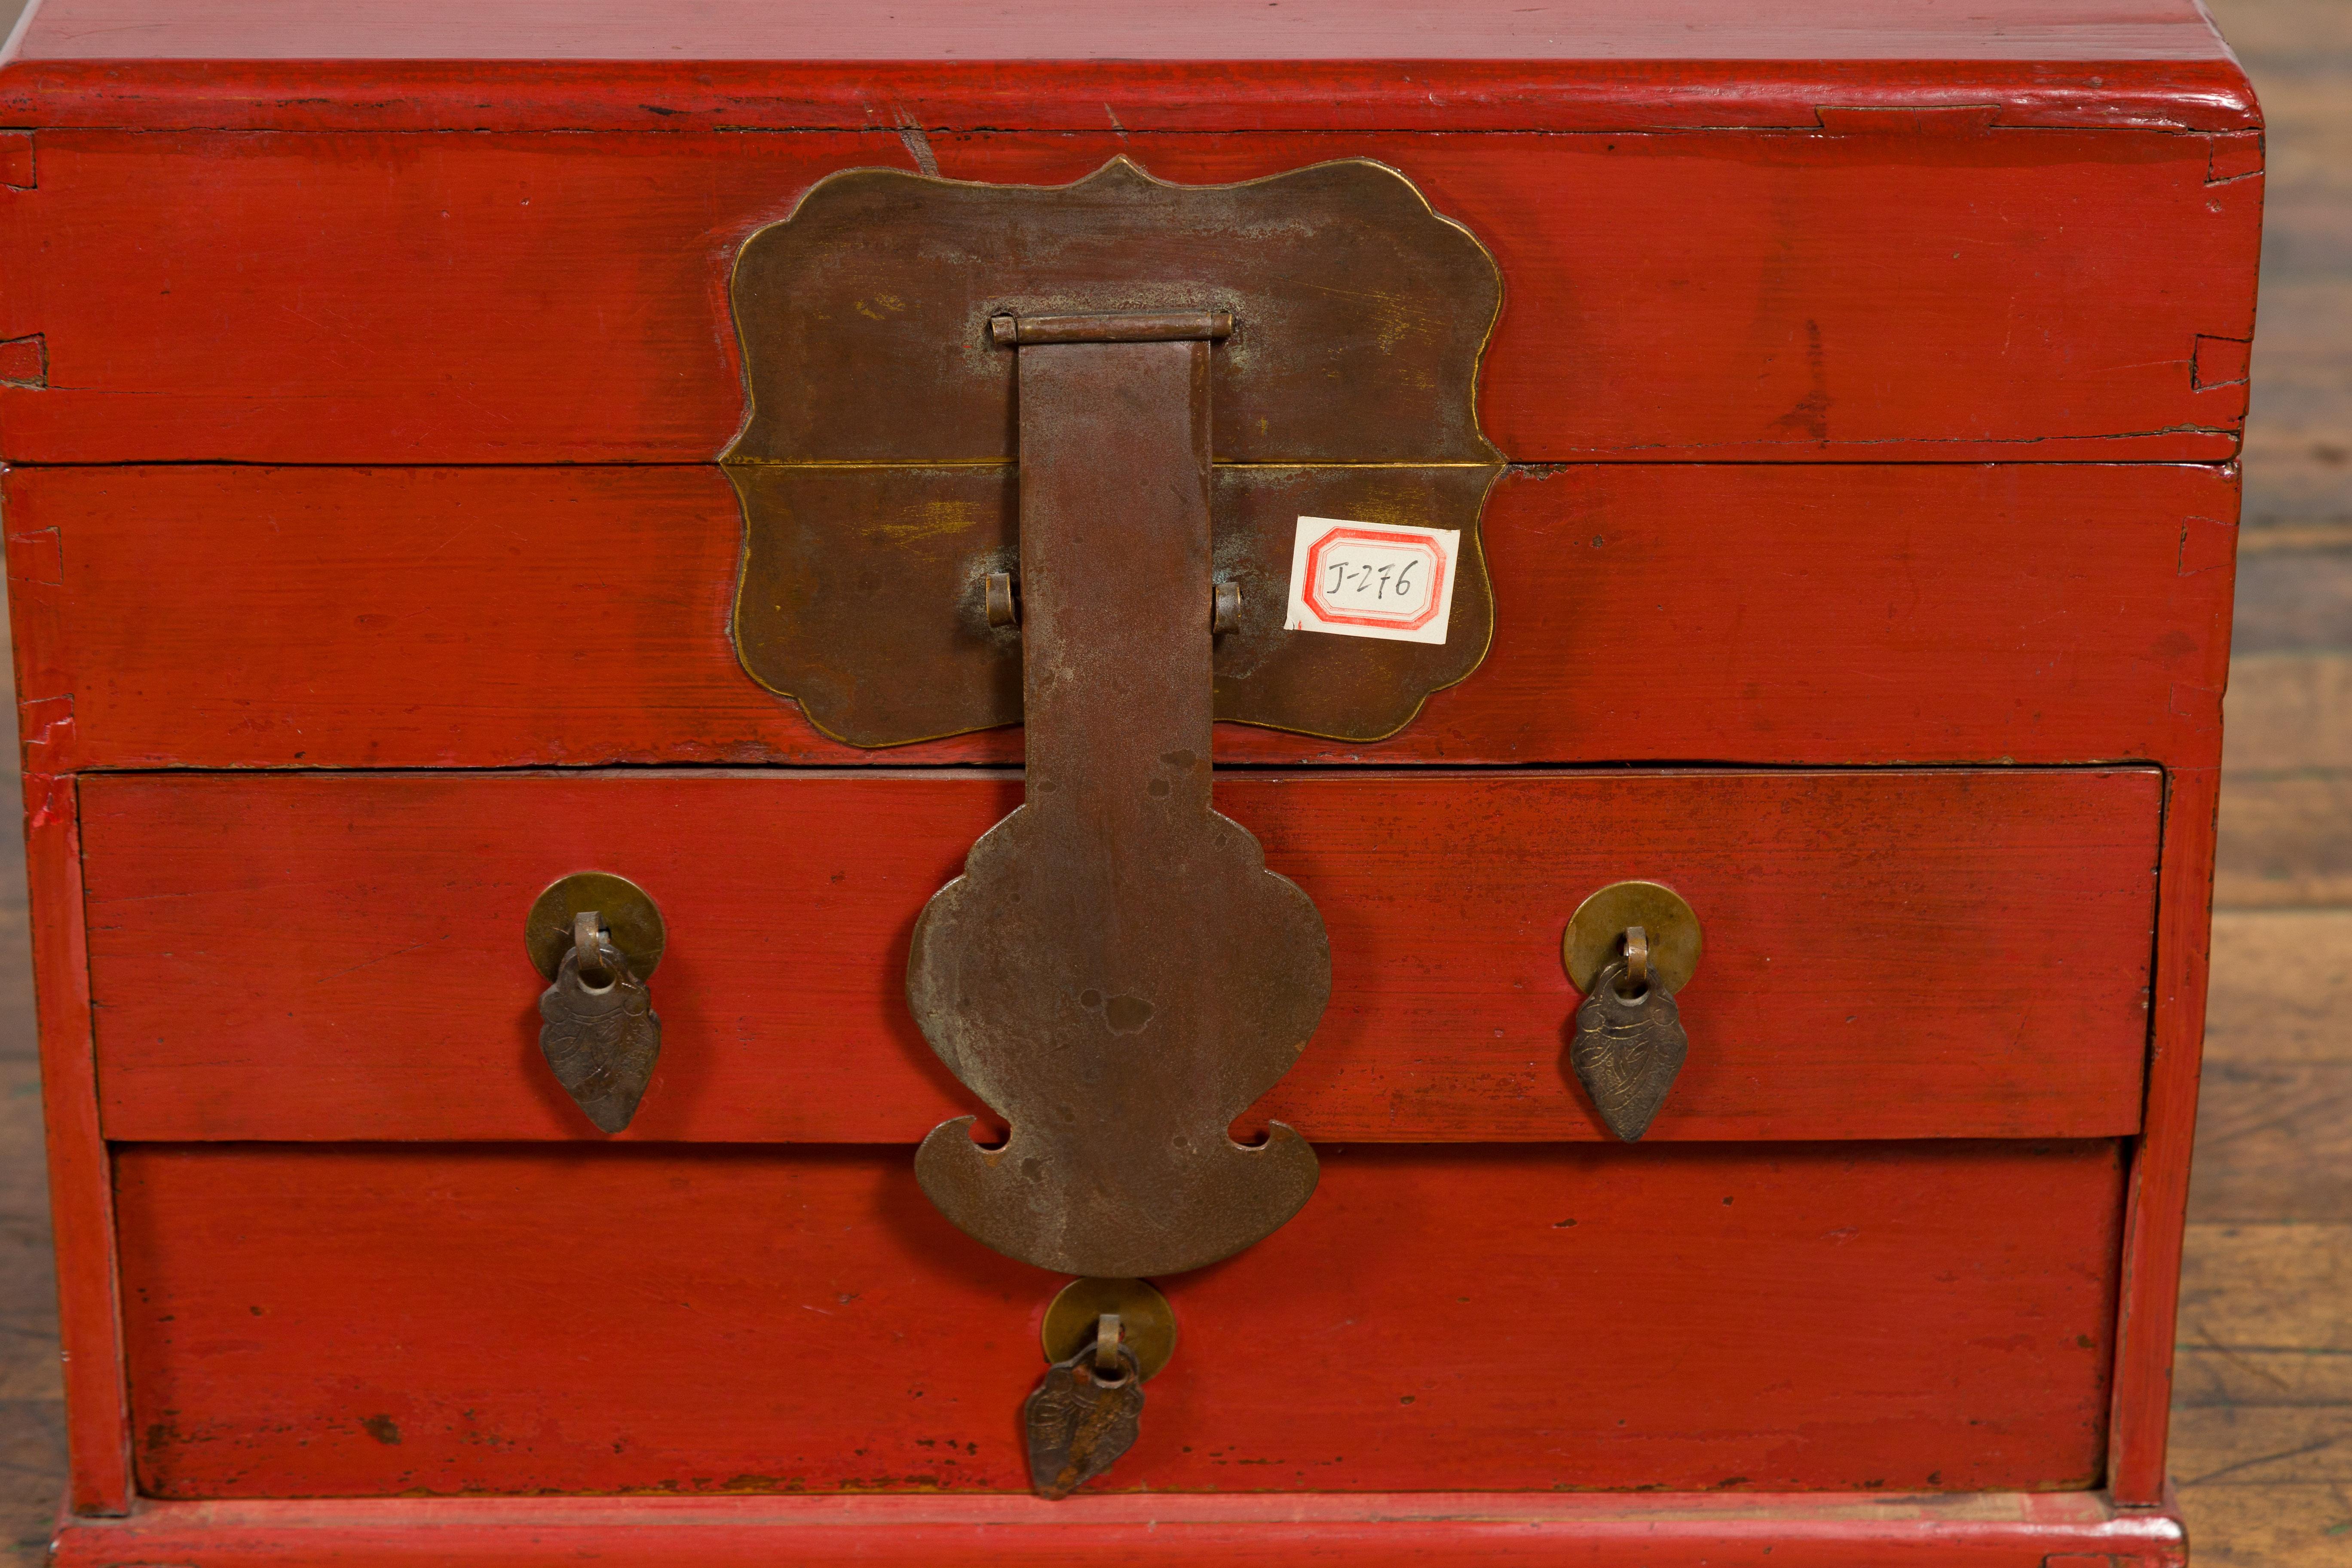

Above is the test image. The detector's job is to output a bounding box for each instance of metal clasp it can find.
[526,873,667,1133]
[905,309,1332,1278]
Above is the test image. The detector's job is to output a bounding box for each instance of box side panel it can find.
[2109,766,2225,1502]
[9,776,131,1511]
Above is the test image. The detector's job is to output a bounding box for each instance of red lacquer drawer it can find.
[79,767,2160,1144]
[4,462,2235,772]
[116,1139,2122,1498]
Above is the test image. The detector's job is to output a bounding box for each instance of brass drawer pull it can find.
[1026,1277,1176,1499]
[526,873,665,1134]
[1026,1318,1144,1501]
[1565,882,1703,1141]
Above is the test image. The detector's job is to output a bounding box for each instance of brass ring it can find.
[1087,1341,1139,1391]
[572,911,615,986]
[1620,925,1649,995]
[985,571,1019,628]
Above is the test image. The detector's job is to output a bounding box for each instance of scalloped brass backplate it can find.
[720,156,1504,748]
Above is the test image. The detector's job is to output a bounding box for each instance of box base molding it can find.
[53,1489,2187,1567]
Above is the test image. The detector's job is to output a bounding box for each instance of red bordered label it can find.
[1283,516,1460,645]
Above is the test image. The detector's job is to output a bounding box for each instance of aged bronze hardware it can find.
[992,308,1232,346]
[907,308,1331,1277]
[526,871,666,983]
[1623,923,1652,991]
[1564,880,1702,996]
[1041,1276,1176,1382]
[723,159,1502,1274]
[1212,580,1242,635]
[986,573,1237,634]
[1025,1311,1147,1500]
[527,874,665,1134]
[1571,946,1690,1142]
[1563,884,1701,1142]
[538,913,662,1134]
[984,571,1019,628]
[722,156,1503,747]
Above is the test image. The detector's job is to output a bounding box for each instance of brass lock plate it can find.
[721,156,1504,747]
[1041,1277,1177,1382]
[1564,880,1703,995]
[525,872,666,982]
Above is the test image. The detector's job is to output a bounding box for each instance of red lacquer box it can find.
[0,1,2259,1562]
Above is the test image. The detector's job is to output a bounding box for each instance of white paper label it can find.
[1283,515,1460,645]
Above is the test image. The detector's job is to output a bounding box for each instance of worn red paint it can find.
[45,1490,2190,1568]
[3,0,2254,1556]
[80,768,2163,1145]
[0,129,2258,465]
[113,1140,2125,1498]
[1,462,2237,772]
[18,781,132,1513]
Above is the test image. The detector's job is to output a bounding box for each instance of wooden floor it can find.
[0,0,2346,1559]
[2161,3,2352,1560]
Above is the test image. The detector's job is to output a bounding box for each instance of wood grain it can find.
[2159,1485,2352,1568]
[2110,2,2352,1499]
[2190,1059,2352,1222]
[44,1492,2193,1568]
[2170,1406,2352,1484]
[0,1052,61,1567]
[78,768,2164,1145]
[2169,1222,2351,1537]
[0,1402,63,1568]
[1,0,2246,64]
[2176,1222,2352,1369]
[3,462,2239,772]
[2224,0,2352,543]
[2215,776,2352,910]
[0,1063,59,1403]
[43,1491,2192,1568]
[17,781,126,1515]
[2239,279,2352,531]
[2169,1224,2352,1553]
[2177,1347,2352,1410]
[2203,913,2352,1069]
[2229,549,2352,656]
[0,59,2264,138]
[2112,765,2226,1503]
[2223,658,2352,776]
[0,394,59,1566]
[0,127,2257,463]
[2180,906,2352,1486]
[112,1139,2126,1498]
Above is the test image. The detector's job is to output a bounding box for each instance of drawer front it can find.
[7,462,2234,772]
[83,767,2160,1144]
[116,1140,2122,1498]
